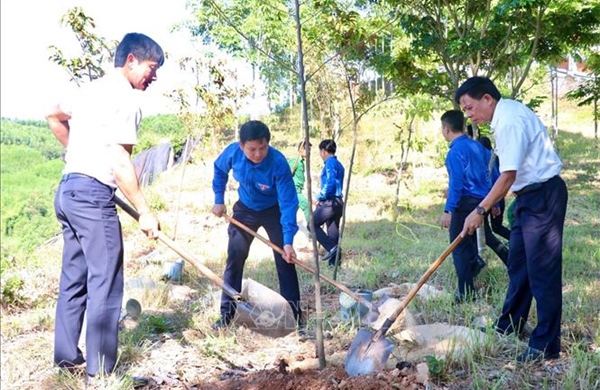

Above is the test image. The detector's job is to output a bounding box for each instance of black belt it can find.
[62,172,92,180]
[514,176,558,196]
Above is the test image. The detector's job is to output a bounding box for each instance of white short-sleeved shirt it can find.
[61,70,141,187]
[491,98,562,192]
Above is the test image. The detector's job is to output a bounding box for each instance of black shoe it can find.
[471,256,487,278]
[328,248,343,267]
[516,347,559,362]
[212,316,231,331]
[321,246,338,262]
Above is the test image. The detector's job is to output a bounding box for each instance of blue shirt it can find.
[318,156,345,201]
[445,135,491,212]
[213,142,299,245]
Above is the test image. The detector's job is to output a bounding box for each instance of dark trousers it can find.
[53,173,123,376]
[490,198,511,240]
[483,216,509,266]
[449,196,482,297]
[312,198,343,251]
[496,176,567,355]
[220,201,302,321]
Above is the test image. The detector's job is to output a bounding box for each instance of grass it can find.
[1,98,599,389]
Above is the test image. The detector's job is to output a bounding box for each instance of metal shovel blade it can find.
[234,278,297,338]
[114,196,294,337]
[125,298,142,318]
[344,235,463,377]
[345,328,395,376]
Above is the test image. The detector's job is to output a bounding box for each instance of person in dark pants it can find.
[211,120,303,331]
[46,33,164,377]
[479,136,511,240]
[475,136,510,266]
[456,76,567,362]
[311,139,345,267]
[439,110,492,302]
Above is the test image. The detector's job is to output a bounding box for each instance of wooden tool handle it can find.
[374,235,463,339]
[224,213,376,311]
[115,196,242,300]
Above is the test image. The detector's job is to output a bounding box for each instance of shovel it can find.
[344,235,463,376]
[223,214,380,324]
[115,196,296,337]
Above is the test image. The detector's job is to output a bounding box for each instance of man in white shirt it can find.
[46,32,164,378]
[455,76,568,363]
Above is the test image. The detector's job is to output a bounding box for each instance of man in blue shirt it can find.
[439,110,492,302]
[456,77,566,363]
[478,136,509,266]
[211,120,303,330]
[479,136,511,241]
[312,139,345,267]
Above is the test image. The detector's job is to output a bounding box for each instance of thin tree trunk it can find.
[293,0,325,369]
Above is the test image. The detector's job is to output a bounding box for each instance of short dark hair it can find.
[297,140,311,151]
[441,110,465,133]
[114,33,165,68]
[319,139,337,154]
[454,76,502,104]
[478,136,492,151]
[239,120,271,144]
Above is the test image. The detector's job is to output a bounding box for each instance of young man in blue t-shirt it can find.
[312,139,345,267]
[439,110,492,302]
[211,120,303,330]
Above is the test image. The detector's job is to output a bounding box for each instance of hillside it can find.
[1,95,599,389]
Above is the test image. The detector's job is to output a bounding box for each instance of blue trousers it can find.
[496,176,567,355]
[220,201,302,321]
[53,173,123,376]
[312,197,343,251]
[449,196,481,297]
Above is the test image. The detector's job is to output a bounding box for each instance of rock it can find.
[372,283,447,300]
[371,298,417,331]
[394,323,487,360]
[416,362,429,384]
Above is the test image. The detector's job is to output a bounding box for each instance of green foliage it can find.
[0,274,25,309]
[47,6,117,85]
[376,0,600,100]
[0,119,64,160]
[425,355,447,380]
[137,114,187,155]
[566,52,600,132]
[142,314,173,334]
[1,143,63,263]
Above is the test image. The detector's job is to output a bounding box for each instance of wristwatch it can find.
[476,205,488,217]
